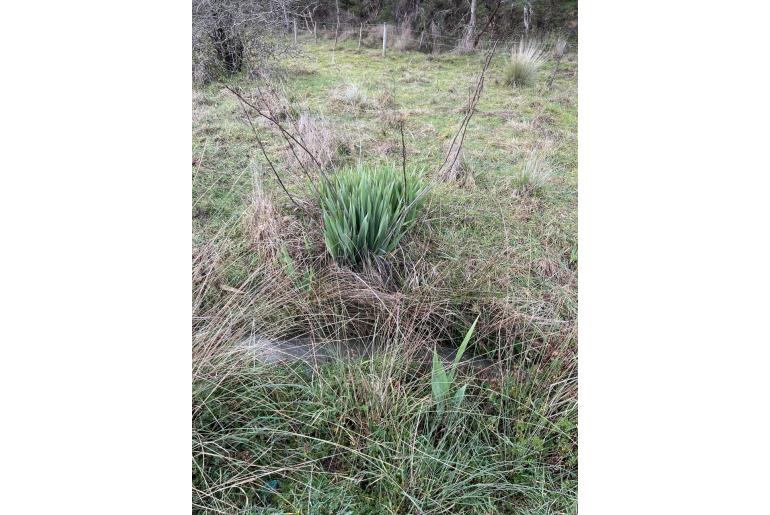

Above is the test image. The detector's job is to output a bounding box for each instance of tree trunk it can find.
[460,0,477,51]
[209,8,243,74]
[332,0,340,61]
[523,2,532,35]
[211,27,243,73]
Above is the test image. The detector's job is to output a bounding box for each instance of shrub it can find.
[362,24,387,48]
[192,0,284,80]
[503,38,545,87]
[319,163,425,264]
[394,22,419,51]
[375,88,397,110]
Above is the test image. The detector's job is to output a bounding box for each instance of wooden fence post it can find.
[382,23,387,57]
[357,23,363,51]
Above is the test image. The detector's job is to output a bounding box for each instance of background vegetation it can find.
[192,5,577,511]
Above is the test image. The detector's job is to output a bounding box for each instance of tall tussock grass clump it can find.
[504,38,546,87]
[512,151,552,197]
[320,163,425,264]
[331,82,369,110]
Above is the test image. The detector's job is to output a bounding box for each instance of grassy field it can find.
[193,35,577,513]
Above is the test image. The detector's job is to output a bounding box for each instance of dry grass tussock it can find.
[511,149,553,197]
[375,87,398,110]
[292,112,341,170]
[330,82,369,110]
[242,178,280,254]
[439,146,475,188]
[504,38,546,87]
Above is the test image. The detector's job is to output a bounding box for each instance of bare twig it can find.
[224,84,345,208]
[231,94,300,209]
[252,83,319,184]
[548,38,568,90]
[383,41,499,246]
[437,40,498,176]
[224,85,324,172]
[473,0,502,48]
[399,119,407,197]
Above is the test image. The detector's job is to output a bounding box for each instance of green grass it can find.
[193,345,576,513]
[193,36,578,513]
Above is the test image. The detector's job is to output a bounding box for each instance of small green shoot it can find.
[431,316,479,416]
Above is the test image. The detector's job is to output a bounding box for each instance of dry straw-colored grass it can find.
[293,112,340,170]
[504,38,546,87]
[440,145,475,188]
[330,82,369,110]
[512,149,553,197]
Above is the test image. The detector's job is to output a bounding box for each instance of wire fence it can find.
[294,20,576,53]
[190,13,577,55]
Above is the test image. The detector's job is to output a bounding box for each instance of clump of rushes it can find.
[320,163,425,264]
[504,38,545,87]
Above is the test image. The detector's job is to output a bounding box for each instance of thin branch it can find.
[383,41,500,248]
[225,84,337,202]
[231,94,300,209]
[254,83,315,180]
[224,85,324,172]
[399,119,407,198]
[437,40,498,176]
[473,0,502,48]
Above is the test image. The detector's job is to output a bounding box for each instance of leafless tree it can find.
[458,0,478,52]
[192,0,296,81]
[523,1,532,34]
[547,36,567,90]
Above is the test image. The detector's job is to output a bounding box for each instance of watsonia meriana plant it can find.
[319,163,425,264]
[431,316,479,417]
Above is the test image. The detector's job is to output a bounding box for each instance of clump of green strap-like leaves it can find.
[431,316,478,417]
[319,163,425,264]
